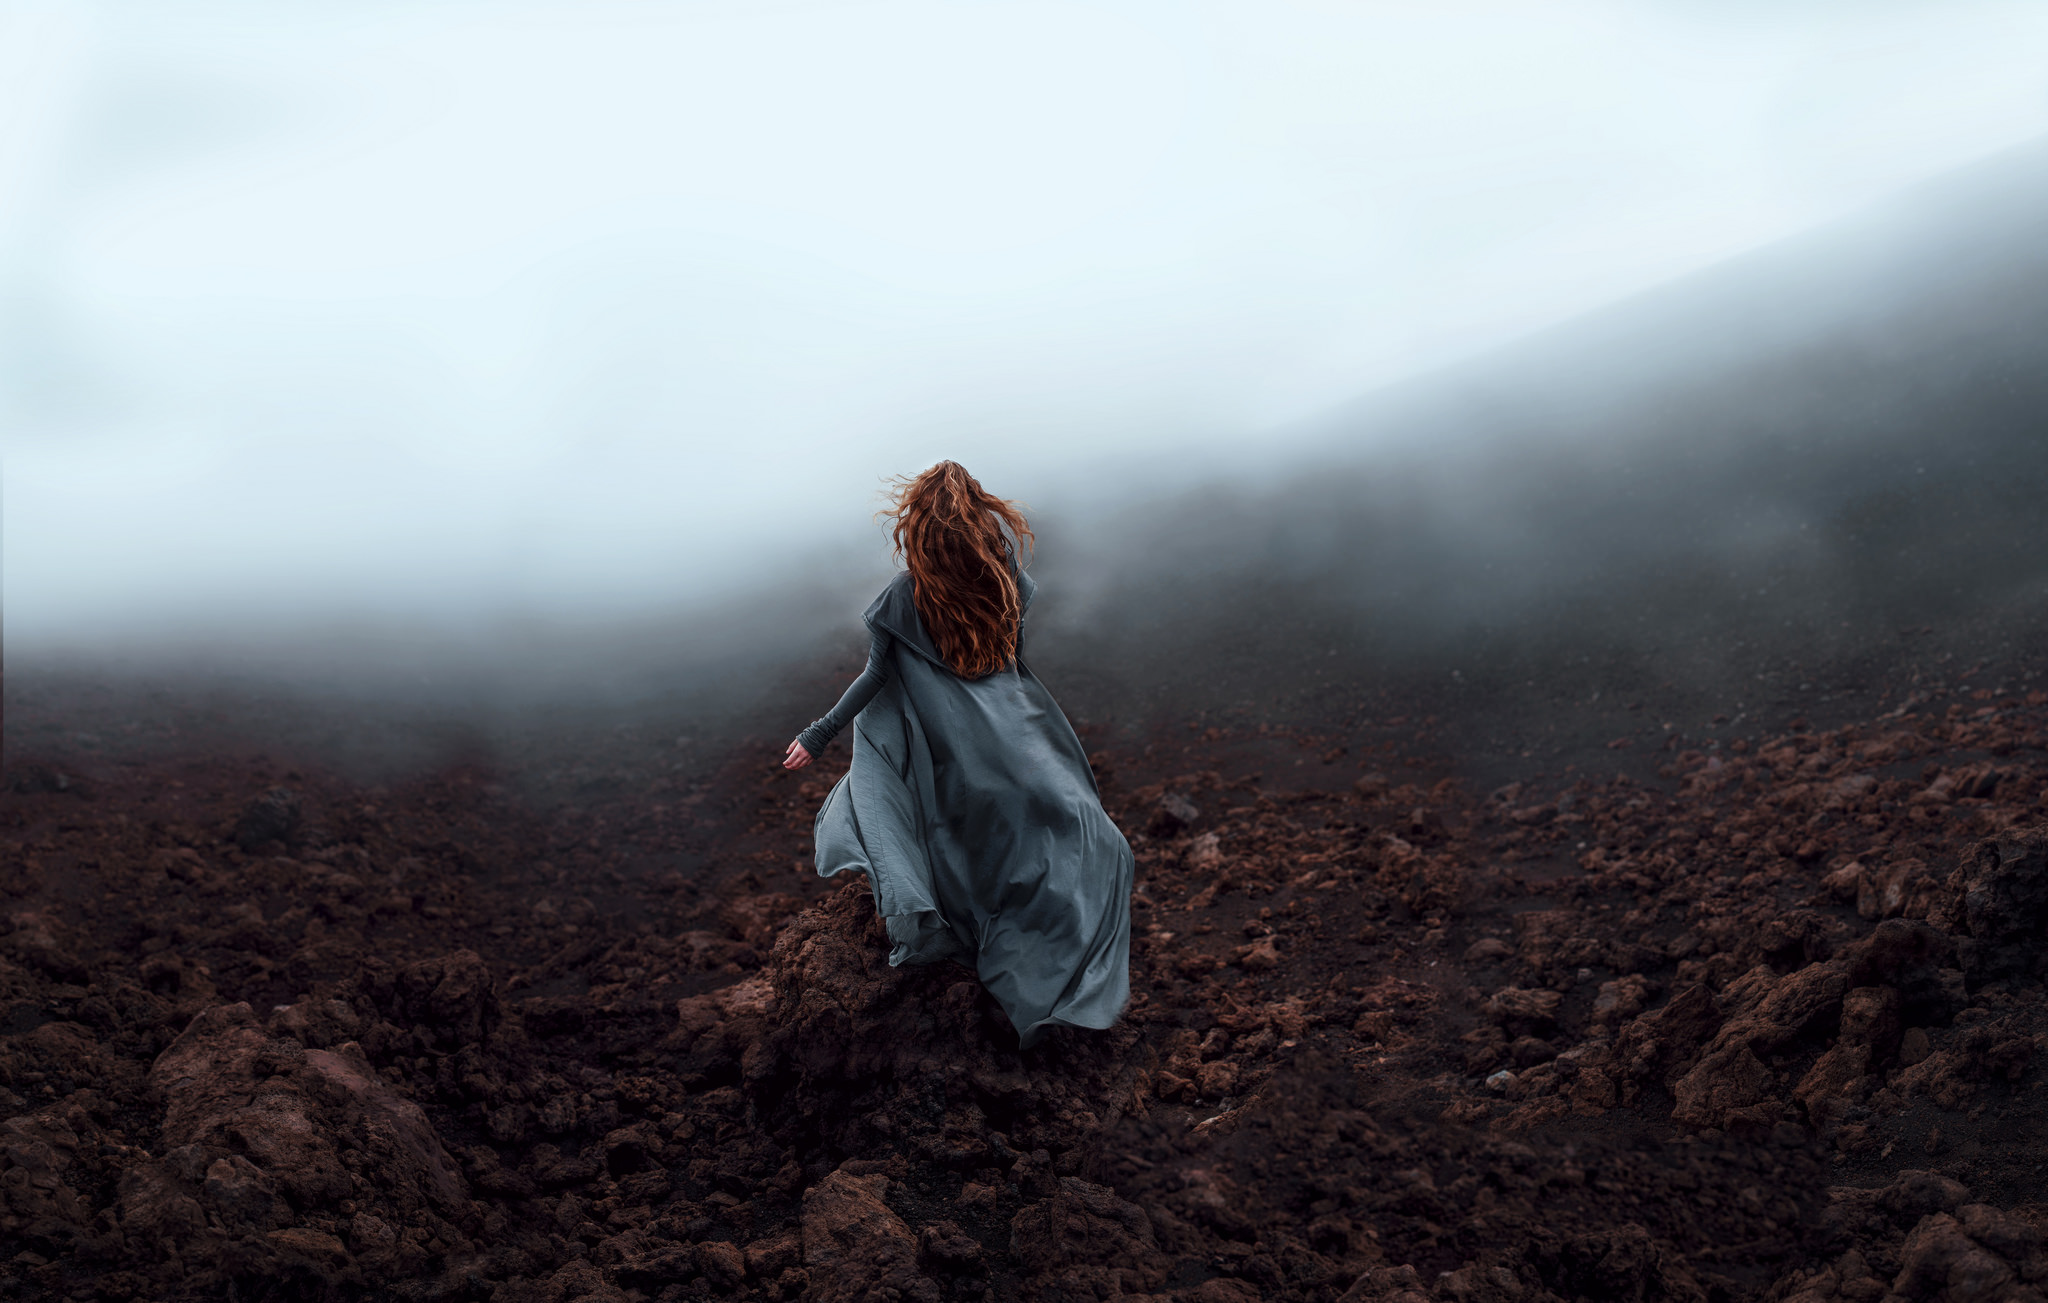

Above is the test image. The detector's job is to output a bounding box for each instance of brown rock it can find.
[348,1212,398,1271]
[382,949,499,1049]
[1719,962,1851,1054]
[800,1169,936,1302]
[1839,985,1903,1058]
[666,974,775,1087]
[0,1108,89,1238]
[1195,1060,1239,1097]
[1233,936,1281,971]
[1571,1067,1618,1114]
[1592,975,1652,1026]
[267,997,364,1049]
[1154,1069,1194,1102]
[234,787,302,851]
[1378,840,1470,914]
[1878,1169,1970,1221]
[1486,988,1563,1032]
[266,1227,350,1275]
[956,1180,1002,1211]
[917,1219,983,1273]
[542,1259,627,1302]
[147,1000,468,1258]
[696,1240,746,1287]
[301,1047,466,1206]
[203,1155,281,1225]
[1670,1043,1775,1129]
[1937,825,2048,979]
[745,1228,802,1279]
[1898,1026,1933,1066]
[1147,792,1200,837]
[1892,1050,1979,1111]
[1858,859,1934,921]
[1408,806,1447,840]
[670,886,1146,1212]
[1822,861,1864,901]
[1010,1176,1168,1298]
[114,1163,205,1244]
[1955,1203,2047,1274]
[1649,982,1725,1050]
[1547,1223,1703,1303]
[1793,1043,1869,1127]
[1890,1213,2016,1302]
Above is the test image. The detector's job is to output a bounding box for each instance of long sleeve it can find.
[797,629,893,754]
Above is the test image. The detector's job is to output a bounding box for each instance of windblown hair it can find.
[881,461,1034,679]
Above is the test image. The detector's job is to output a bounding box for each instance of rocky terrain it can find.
[0,665,2046,1303]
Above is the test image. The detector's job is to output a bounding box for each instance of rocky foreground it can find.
[0,684,2046,1301]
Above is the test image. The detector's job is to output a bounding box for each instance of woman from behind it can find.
[783,461,1132,1048]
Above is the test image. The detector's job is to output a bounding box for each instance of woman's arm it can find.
[784,629,893,769]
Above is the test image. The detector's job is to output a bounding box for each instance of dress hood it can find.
[863,567,1037,672]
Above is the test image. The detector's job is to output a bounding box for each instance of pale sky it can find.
[5,0,2048,646]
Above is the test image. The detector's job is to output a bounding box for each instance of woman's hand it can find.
[783,739,813,770]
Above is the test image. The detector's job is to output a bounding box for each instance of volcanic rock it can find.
[1010,1177,1168,1300]
[8,765,78,796]
[234,786,303,851]
[131,998,474,1292]
[1147,791,1201,837]
[14,667,2048,1301]
[1937,825,2048,980]
[799,1169,936,1302]
[1486,987,1563,1036]
[1669,1042,1777,1130]
[358,948,500,1050]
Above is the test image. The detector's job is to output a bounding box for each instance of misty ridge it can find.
[1025,138,2048,726]
[13,139,2048,774]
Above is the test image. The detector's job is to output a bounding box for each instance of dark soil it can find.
[2,658,2047,1303]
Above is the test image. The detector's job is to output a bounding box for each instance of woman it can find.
[782,461,1132,1049]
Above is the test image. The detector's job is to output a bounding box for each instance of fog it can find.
[8,0,2048,673]
[1049,136,2048,727]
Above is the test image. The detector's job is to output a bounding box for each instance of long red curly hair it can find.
[881,461,1034,679]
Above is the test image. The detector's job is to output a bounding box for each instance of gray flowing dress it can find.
[796,569,1132,1048]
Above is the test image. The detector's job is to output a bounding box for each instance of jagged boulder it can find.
[1656,916,1960,1130]
[1010,1176,1170,1299]
[127,1000,476,1294]
[234,787,303,851]
[1532,1223,1708,1303]
[1805,1172,2048,1303]
[798,1169,939,1302]
[358,949,501,1051]
[1936,825,2048,981]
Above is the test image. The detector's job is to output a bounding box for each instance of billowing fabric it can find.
[810,569,1132,1048]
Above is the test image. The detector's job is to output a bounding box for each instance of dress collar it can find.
[864,566,1034,668]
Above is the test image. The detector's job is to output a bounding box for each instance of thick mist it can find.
[15,136,2048,792]
[10,5,2048,645]
[1030,140,2048,741]
[7,2,2048,782]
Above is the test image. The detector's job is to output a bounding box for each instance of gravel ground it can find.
[0,646,2045,1302]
